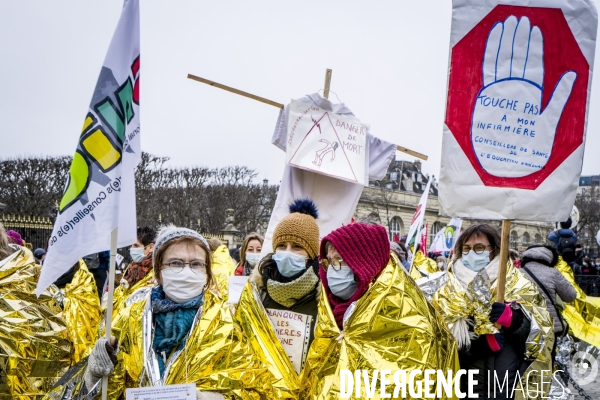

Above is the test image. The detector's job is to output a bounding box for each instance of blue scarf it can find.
[151,286,204,376]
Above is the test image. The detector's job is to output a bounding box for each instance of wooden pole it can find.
[187,74,284,109]
[323,68,332,99]
[187,73,428,161]
[496,219,512,303]
[101,227,118,400]
[396,146,428,161]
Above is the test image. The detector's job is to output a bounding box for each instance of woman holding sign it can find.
[432,224,553,399]
[235,199,321,398]
[77,226,269,400]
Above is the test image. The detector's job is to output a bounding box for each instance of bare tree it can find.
[0,154,278,235]
[0,156,71,217]
[575,185,600,254]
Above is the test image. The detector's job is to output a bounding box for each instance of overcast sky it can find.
[1,0,599,184]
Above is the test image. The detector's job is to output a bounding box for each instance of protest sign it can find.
[126,384,195,400]
[228,276,249,304]
[439,0,598,221]
[37,0,140,296]
[266,308,312,374]
[285,99,368,186]
[260,94,396,256]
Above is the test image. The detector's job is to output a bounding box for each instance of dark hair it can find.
[453,224,501,261]
[559,217,572,229]
[575,244,583,250]
[239,232,264,266]
[258,254,319,285]
[137,226,156,247]
[521,245,558,268]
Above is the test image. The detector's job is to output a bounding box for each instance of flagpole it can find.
[496,220,511,304]
[102,227,118,400]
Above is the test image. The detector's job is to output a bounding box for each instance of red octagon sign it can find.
[445,5,589,190]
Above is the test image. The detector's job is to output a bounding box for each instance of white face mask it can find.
[327,265,358,300]
[161,268,207,303]
[245,252,261,267]
[437,262,444,268]
[129,247,145,263]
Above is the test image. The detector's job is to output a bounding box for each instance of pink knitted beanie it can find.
[319,223,390,328]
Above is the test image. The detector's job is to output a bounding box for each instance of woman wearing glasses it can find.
[432,224,553,399]
[301,222,460,398]
[80,226,268,399]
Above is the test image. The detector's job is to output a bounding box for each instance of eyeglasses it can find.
[162,260,207,273]
[320,257,345,271]
[461,244,492,255]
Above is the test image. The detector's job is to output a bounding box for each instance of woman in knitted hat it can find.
[230,199,321,397]
[432,224,554,399]
[319,223,390,328]
[301,222,460,398]
[79,225,268,400]
[249,199,321,343]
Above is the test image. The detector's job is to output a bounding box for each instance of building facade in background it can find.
[355,158,554,254]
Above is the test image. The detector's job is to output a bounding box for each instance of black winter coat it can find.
[459,310,532,399]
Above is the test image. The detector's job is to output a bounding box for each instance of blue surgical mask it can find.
[245,252,261,267]
[272,250,307,277]
[129,247,145,263]
[462,250,490,271]
[327,265,358,300]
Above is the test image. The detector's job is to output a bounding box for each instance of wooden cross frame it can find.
[187,69,428,161]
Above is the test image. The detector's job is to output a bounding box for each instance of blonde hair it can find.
[0,223,15,260]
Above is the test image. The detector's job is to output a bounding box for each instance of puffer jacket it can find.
[520,261,577,333]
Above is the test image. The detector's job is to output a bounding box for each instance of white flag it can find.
[406,180,432,265]
[429,217,463,253]
[37,0,140,296]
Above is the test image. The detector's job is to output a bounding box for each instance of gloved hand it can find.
[196,390,225,400]
[470,330,505,354]
[485,331,505,352]
[84,336,118,390]
[490,302,513,327]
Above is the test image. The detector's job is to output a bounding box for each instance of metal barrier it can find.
[0,214,54,250]
[574,275,600,297]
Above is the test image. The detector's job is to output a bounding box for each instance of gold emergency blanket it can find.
[234,282,300,399]
[432,262,554,399]
[410,250,439,280]
[111,268,154,319]
[300,255,460,399]
[105,287,272,399]
[211,244,236,298]
[63,260,102,364]
[555,259,600,348]
[0,248,71,399]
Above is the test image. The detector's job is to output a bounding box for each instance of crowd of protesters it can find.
[1,205,596,399]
